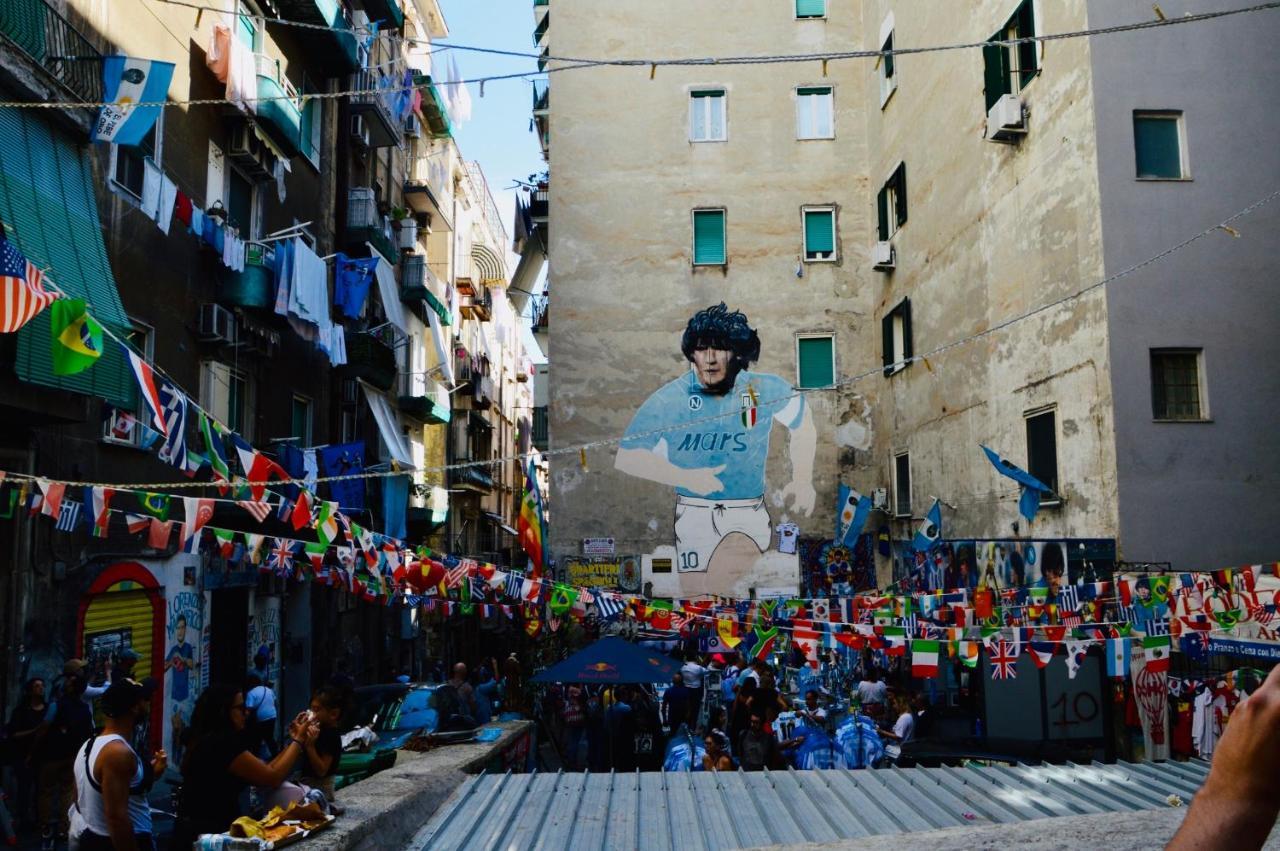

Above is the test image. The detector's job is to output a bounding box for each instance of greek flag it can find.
[1057,583,1081,613]
[55,500,82,532]
[504,571,524,600]
[595,592,625,621]
[92,57,175,145]
[1142,618,1172,637]
[156,380,193,473]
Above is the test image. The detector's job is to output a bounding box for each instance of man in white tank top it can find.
[72,679,165,851]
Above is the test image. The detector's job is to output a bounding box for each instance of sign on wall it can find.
[582,537,616,557]
[564,558,621,588]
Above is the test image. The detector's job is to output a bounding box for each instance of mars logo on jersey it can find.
[741,394,757,428]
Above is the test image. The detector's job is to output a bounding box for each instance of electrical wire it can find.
[5,1,1279,108]
[1,185,1275,492]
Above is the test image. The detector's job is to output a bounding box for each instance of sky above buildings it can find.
[438,0,545,257]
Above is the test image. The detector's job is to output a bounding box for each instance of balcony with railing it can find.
[349,68,401,148]
[531,296,548,334]
[342,329,397,391]
[361,0,405,31]
[345,188,398,260]
[529,184,548,223]
[405,145,454,232]
[398,370,450,424]
[460,285,492,322]
[273,0,359,74]
[0,0,103,106]
[253,53,303,157]
[399,254,451,326]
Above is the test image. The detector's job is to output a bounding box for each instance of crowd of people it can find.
[541,650,939,773]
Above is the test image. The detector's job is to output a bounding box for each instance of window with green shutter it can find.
[0,106,133,406]
[692,209,726,265]
[803,207,836,261]
[1134,112,1185,179]
[795,0,826,18]
[797,335,835,388]
[983,0,1037,111]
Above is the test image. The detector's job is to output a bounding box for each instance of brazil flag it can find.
[50,299,104,375]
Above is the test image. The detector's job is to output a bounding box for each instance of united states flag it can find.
[237,500,272,522]
[0,237,58,333]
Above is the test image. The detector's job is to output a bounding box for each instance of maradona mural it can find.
[615,304,816,597]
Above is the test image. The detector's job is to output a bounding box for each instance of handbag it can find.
[67,738,94,851]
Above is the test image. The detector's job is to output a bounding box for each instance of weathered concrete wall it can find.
[1086,0,1280,569]
[547,0,875,597]
[857,0,1118,575]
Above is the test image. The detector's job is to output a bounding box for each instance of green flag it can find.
[548,584,579,616]
[50,299,104,375]
[138,492,170,521]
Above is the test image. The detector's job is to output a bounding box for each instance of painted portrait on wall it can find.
[615,304,816,596]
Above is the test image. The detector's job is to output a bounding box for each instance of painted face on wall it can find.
[691,345,735,393]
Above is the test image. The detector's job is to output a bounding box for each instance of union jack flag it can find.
[267,538,298,577]
[990,639,1019,679]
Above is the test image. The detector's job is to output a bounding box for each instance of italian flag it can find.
[911,639,940,678]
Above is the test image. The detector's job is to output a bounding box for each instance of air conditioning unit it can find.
[226,124,273,181]
[986,93,1027,143]
[404,114,421,138]
[351,115,371,149]
[872,241,895,270]
[872,488,889,511]
[197,303,237,345]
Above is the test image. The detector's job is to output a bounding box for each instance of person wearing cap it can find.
[62,659,111,703]
[71,680,165,851]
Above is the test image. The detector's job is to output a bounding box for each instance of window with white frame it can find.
[893,451,912,517]
[102,319,154,447]
[689,89,726,142]
[796,334,835,389]
[291,394,313,445]
[881,297,912,376]
[795,0,826,19]
[802,206,837,262]
[876,162,907,240]
[879,27,897,107]
[796,86,834,139]
[1134,111,1188,180]
[1150,348,1207,420]
[109,120,162,201]
[201,360,254,440]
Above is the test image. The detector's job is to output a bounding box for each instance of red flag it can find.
[148,518,174,549]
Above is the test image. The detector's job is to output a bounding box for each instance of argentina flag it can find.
[93,57,175,145]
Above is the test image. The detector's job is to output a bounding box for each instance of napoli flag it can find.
[980,445,1052,522]
[912,499,942,553]
[92,57,175,145]
[835,483,872,547]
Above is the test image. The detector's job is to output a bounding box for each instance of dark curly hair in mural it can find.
[680,303,761,370]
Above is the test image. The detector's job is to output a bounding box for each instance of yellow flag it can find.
[717,616,741,648]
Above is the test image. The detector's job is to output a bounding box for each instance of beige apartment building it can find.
[538,0,1280,595]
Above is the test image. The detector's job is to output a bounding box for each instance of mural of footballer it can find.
[615,304,816,587]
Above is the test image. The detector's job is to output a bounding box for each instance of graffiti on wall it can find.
[248,596,281,687]
[615,304,817,597]
[798,534,875,597]
[164,590,202,765]
[893,539,1118,592]
[563,558,623,588]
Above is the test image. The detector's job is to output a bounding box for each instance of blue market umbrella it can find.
[531,637,680,684]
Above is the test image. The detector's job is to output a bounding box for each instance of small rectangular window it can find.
[983,0,1038,111]
[879,31,897,106]
[795,0,826,18]
[103,319,154,447]
[1134,111,1186,179]
[690,90,726,142]
[291,394,313,445]
[893,451,912,517]
[876,163,908,240]
[802,207,837,261]
[111,123,161,201]
[692,209,726,265]
[300,80,323,168]
[796,86,834,139]
[1151,348,1206,420]
[881,297,912,376]
[797,335,835,389]
[1025,407,1059,499]
[227,166,255,237]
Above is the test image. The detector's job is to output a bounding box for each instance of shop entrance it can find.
[209,587,249,688]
